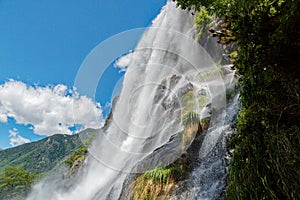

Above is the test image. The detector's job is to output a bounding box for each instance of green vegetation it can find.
[177,0,300,199]
[229,50,238,63]
[194,8,214,40]
[200,118,209,132]
[0,134,83,174]
[194,8,211,26]
[130,110,203,199]
[0,129,96,174]
[143,165,185,184]
[64,130,97,171]
[180,90,197,112]
[181,111,200,126]
[64,146,88,168]
[0,128,97,199]
[0,165,39,199]
[130,164,185,200]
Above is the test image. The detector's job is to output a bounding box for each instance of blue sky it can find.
[0,0,166,149]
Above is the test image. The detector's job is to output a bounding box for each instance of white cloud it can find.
[0,114,7,123]
[0,107,8,122]
[9,128,30,147]
[0,80,104,136]
[114,51,134,72]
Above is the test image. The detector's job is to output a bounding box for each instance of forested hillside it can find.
[176,0,300,199]
[0,128,96,199]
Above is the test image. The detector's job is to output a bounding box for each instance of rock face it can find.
[118,13,238,200]
[68,155,85,178]
[121,96,238,200]
[120,121,204,200]
[118,70,213,200]
[134,73,209,171]
[103,96,119,131]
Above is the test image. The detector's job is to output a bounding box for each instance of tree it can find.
[0,165,38,199]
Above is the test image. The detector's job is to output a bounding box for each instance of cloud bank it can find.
[9,128,30,147]
[0,80,103,136]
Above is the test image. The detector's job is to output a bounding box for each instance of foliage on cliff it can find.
[64,146,88,168]
[129,109,207,200]
[181,111,200,126]
[176,0,300,199]
[129,164,186,200]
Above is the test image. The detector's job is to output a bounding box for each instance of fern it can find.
[182,111,200,126]
[142,165,185,184]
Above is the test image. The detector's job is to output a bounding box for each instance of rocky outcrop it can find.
[120,112,212,200]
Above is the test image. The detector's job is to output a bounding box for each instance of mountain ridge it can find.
[0,128,98,175]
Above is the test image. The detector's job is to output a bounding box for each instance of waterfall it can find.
[28,1,236,199]
[167,94,239,200]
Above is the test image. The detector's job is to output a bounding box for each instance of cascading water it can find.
[28,1,237,200]
[167,94,239,200]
